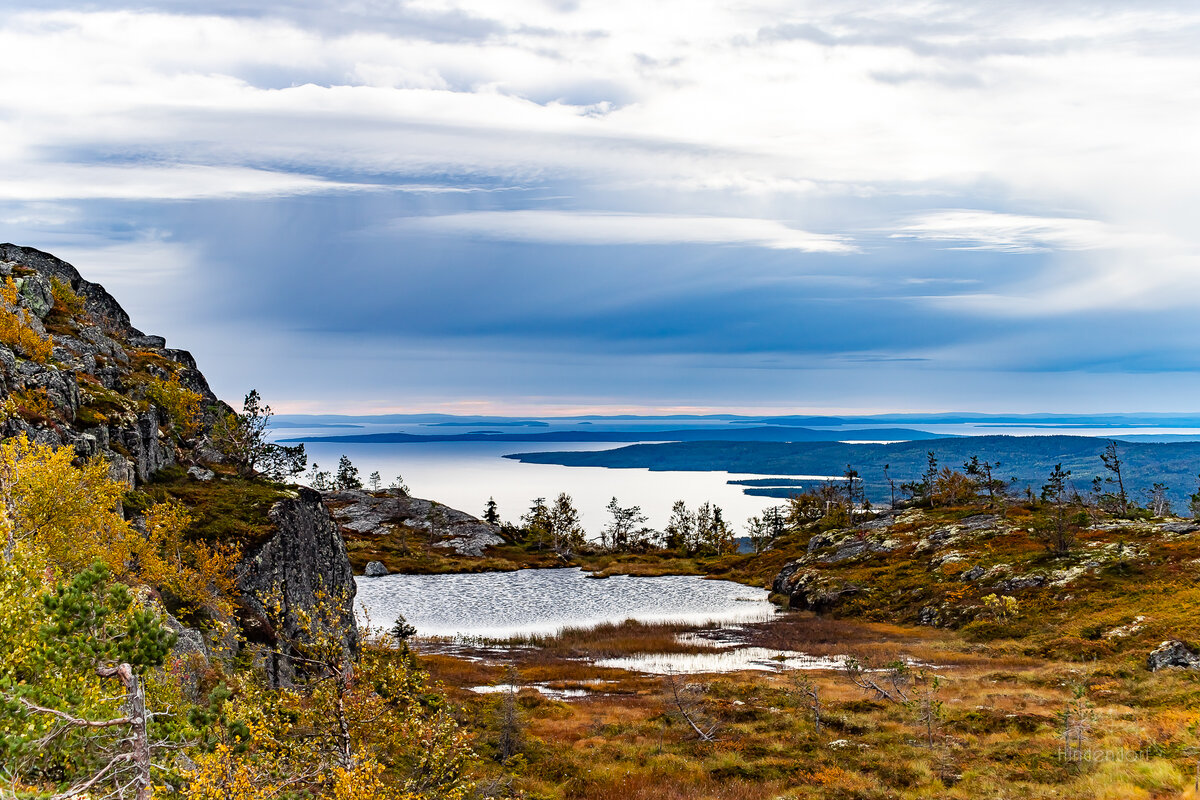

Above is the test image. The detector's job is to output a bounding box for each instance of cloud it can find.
[888,210,1153,253]
[4,3,1200,411]
[393,211,857,252]
[0,164,381,201]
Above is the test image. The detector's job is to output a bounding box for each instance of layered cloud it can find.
[395,211,856,252]
[1,2,1199,410]
[889,211,1156,254]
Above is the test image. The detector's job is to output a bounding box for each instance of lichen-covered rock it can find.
[1147,640,1200,671]
[237,487,359,688]
[996,573,1048,592]
[915,527,961,554]
[187,465,215,481]
[364,560,389,577]
[960,565,986,582]
[917,606,941,626]
[805,529,902,564]
[15,273,53,319]
[324,489,503,556]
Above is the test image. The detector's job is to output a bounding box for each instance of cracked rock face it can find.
[237,488,359,687]
[324,489,504,556]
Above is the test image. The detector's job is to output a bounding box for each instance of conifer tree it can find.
[335,454,362,490]
[483,497,500,525]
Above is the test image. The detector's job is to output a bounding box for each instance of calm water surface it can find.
[354,568,775,640]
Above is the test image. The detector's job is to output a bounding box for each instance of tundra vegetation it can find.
[388,448,1200,800]
[5,270,1200,798]
[8,414,1200,798]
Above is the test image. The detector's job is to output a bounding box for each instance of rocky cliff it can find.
[0,243,225,485]
[0,243,358,678]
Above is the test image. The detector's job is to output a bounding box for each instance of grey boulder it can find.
[1148,640,1200,671]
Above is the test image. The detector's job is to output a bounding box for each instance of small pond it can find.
[354,567,776,640]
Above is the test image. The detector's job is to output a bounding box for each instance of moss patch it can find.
[134,464,290,552]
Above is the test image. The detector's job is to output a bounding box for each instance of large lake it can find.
[300,439,803,534]
[354,568,775,640]
[287,420,1200,539]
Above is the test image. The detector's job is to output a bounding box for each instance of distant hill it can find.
[506,436,1200,505]
[280,426,954,445]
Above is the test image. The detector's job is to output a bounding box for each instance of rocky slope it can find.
[768,503,1200,669]
[0,243,225,485]
[0,243,357,682]
[771,509,1155,622]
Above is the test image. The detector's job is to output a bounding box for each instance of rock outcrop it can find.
[772,560,863,613]
[237,487,359,687]
[0,243,227,484]
[324,489,503,558]
[0,244,359,685]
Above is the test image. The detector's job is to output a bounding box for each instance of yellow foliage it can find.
[49,276,86,319]
[0,433,127,571]
[0,435,237,617]
[185,741,415,800]
[137,500,241,620]
[145,374,203,437]
[182,591,476,800]
[0,277,53,363]
[982,593,1019,622]
[3,387,55,423]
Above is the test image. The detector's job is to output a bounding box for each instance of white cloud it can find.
[395,210,857,252]
[3,2,1200,321]
[0,164,380,201]
[888,210,1160,253]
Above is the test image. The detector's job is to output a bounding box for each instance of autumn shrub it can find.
[0,435,237,619]
[0,277,53,363]
[144,373,203,437]
[2,387,55,425]
[184,612,477,800]
[49,276,85,318]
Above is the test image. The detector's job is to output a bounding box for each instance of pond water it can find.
[354,568,775,640]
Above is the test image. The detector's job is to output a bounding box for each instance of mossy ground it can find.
[128,464,291,552]
[400,502,1200,799]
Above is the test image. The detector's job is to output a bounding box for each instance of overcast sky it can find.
[2,1,1199,414]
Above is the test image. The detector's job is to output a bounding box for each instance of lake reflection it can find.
[354,568,775,640]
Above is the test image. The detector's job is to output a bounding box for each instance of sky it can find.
[2,1,1200,415]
